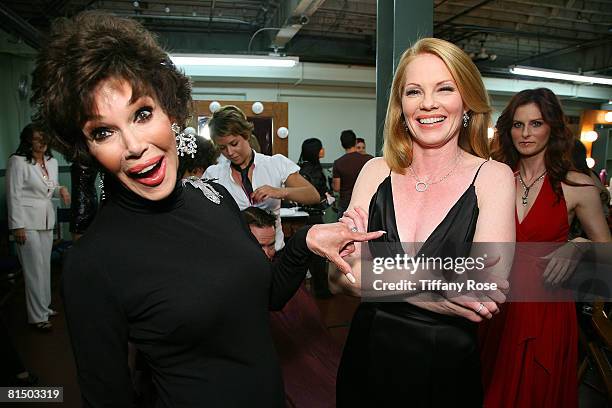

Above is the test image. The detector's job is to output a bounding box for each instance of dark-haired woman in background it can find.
[178,134,219,179]
[481,88,611,407]
[6,124,70,331]
[299,138,333,297]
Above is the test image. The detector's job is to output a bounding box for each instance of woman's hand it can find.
[251,185,285,203]
[541,238,587,286]
[338,206,370,257]
[12,228,26,245]
[60,186,71,206]
[306,223,384,284]
[406,293,493,322]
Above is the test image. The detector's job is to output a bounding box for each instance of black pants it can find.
[305,213,331,297]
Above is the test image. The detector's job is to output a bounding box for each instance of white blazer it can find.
[6,155,60,231]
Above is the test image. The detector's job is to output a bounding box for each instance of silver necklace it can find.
[408,152,462,192]
[517,171,546,206]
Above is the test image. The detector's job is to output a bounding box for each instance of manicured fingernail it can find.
[346,273,356,284]
[379,230,387,234]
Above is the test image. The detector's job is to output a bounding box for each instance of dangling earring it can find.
[172,123,197,158]
[402,116,410,134]
[99,172,106,201]
[462,112,470,128]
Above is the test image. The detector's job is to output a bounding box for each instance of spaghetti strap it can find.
[471,160,489,185]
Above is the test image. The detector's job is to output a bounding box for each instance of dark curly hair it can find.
[30,11,192,165]
[490,88,580,200]
[12,123,53,163]
[178,135,220,176]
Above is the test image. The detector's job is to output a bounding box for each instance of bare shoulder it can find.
[472,159,513,186]
[471,158,515,202]
[349,157,390,210]
[361,157,390,180]
[564,170,595,186]
[562,171,600,206]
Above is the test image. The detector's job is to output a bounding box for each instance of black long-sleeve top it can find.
[61,177,311,407]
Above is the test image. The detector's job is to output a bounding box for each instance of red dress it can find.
[480,176,578,408]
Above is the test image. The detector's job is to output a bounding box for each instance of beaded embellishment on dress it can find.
[182,176,223,204]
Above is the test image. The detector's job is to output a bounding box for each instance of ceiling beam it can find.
[512,37,612,64]
[435,0,495,34]
[270,0,325,49]
[0,2,42,49]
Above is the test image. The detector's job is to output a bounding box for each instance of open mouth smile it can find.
[127,156,166,187]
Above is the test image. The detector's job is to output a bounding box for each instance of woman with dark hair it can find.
[299,138,329,202]
[6,123,70,331]
[31,11,381,407]
[298,138,333,297]
[481,88,611,407]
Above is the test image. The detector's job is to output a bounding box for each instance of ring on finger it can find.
[350,226,359,233]
[475,303,484,314]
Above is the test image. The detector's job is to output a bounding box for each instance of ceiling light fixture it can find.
[169,54,299,68]
[509,66,612,86]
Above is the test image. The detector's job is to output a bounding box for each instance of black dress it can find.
[336,163,487,408]
[61,176,311,407]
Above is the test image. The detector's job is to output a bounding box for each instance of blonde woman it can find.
[330,38,515,407]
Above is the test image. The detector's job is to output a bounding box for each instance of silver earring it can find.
[462,112,470,128]
[403,117,410,134]
[172,123,197,158]
[99,172,106,201]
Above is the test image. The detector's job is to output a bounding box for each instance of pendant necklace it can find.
[38,160,48,180]
[408,152,462,192]
[517,171,546,206]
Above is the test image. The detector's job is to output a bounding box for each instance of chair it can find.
[578,301,612,403]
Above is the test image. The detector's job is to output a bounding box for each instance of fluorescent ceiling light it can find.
[509,66,612,86]
[169,54,298,68]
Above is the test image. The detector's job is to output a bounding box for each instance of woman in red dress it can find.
[482,88,611,407]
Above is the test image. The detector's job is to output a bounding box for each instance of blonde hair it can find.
[383,38,491,173]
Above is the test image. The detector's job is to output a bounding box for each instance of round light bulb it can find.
[251,102,264,115]
[209,101,221,113]
[586,157,595,168]
[276,127,289,139]
[581,130,598,142]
